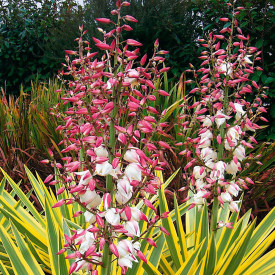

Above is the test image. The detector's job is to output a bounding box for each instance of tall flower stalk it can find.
[177,2,268,233]
[45,1,171,274]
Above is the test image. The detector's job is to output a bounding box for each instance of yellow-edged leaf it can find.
[10,222,44,274]
[0,223,35,275]
[158,184,183,269]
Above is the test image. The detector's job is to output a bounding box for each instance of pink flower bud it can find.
[158,89,169,96]
[126,39,143,47]
[145,79,156,90]
[146,238,157,248]
[69,262,77,274]
[219,18,229,22]
[96,214,104,228]
[57,187,65,195]
[137,250,147,263]
[118,133,127,144]
[110,243,119,258]
[72,211,82,218]
[44,174,54,184]
[100,238,105,250]
[124,206,132,220]
[112,158,119,169]
[154,38,159,47]
[65,50,77,55]
[52,199,65,208]
[217,135,221,144]
[160,226,170,236]
[122,1,130,6]
[56,248,66,255]
[95,43,111,50]
[144,199,157,212]
[96,18,112,24]
[124,15,138,23]
[245,177,254,185]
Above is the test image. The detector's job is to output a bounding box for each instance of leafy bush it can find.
[0,0,83,95]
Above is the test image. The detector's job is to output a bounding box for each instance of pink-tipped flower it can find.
[52,199,65,208]
[65,50,78,55]
[160,226,170,236]
[144,199,157,212]
[158,141,171,150]
[124,15,138,23]
[103,193,111,210]
[137,250,147,263]
[69,262,77,274]
[96,18,112,24]
[56,187,65,196]
[126,39,143,47]
[219,17,229,22]
[147,238,157,248]
[124,206,132,221]
[110,243,119,258]
[95,43,111,50]
[44,174,53,184]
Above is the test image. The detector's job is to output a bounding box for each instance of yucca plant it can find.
[134,171,275,275]
[0,168,181,275]
[0,167,274,274]
[0,167,81,274]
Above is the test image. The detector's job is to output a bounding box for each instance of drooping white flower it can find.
[193,166,206,179]
[84,211,96,224]
[226,182,241,197]
[202,115,213,127]
[221,192,232,203]
[116,239,138,268]
[226,126,242,143]
[233,145,246,161]
[226,160,241,175]
[95,161,113,176]
[219,61,233,76]
[75,260,89,272]
[120,207,146,222]
[125,163,142,182]
[124,149,140,163]
[215,110,229,127]
[229,200,239,212]
[198,129,213,148]
[79,189,102,209]
[195,179,206,190]
[105,208,120,226]
[118,255,135,268]
[193,190,207,205]
[124,69,140,87]
[211,161,226,180]
[200,147,217,162]
[79,231,96,254]
[94,145,109,158]
[115,178,133,205]
[125,220,140,237]
[75,170,92,186]
[117,240,133,257]
[234,103,246,120]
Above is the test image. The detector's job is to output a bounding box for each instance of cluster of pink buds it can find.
[176,3,268,222]
[46,1,171,273]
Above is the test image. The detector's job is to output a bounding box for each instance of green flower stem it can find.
[102,8,121,275]
[211,5,236,234]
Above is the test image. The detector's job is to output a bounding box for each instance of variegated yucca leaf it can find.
[144,183,275,275]
[0,168,274,275]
